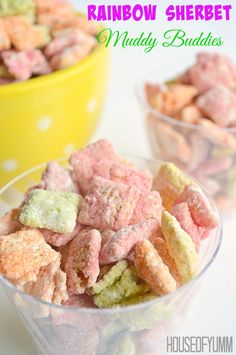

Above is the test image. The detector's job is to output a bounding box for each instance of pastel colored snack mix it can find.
[144,52,236,212]
[180,104,202,124]
[0,18,10,50]
[0,0,99,85]
[49,41,96,70]
[19,189,82,233]
[153,162,191,210]
[93,266,149,308]
[36,2,76,30]
[130,190,162,225]
[149,234,181,285]
[109,162,153,192]
[41,161,79,193]
[1,49,51,80]
[198,118,236,149]
[134,240,177,296]
[40,220,83,247]
[4,16,41,51]
[180,52,236,93]
[99,219,159,264]
[177,184,218,229]
[34,0,71,13]
[171,202,201,252]
[33,24,51,47]
[25,259,68,304]
[45,29,97,70]
[90,260,128,295]
[0,229,60,286]
[161,211,198,283]
[149,83,197,117]
[65,229,101,295]
[78,176,140,231]
[69,139,119,195]
[196,84,236,127]
[0,139,219,310]
[44,29,87,57]
[0,0,35,17]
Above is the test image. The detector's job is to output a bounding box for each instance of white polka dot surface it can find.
[2,160,18,172]
[87,98,97,113]
[37,116,53,132]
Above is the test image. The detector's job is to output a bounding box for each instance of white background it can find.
[1,1,236,353]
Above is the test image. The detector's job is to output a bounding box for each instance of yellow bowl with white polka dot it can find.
[0,44,110,188]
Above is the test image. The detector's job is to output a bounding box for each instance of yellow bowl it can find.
[0,43,110,188]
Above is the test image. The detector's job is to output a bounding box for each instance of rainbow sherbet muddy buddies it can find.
[0,0,100,84]
[145,52,236,211]
[0,140,219,309]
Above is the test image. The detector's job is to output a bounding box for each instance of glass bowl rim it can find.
[0,156,223,315]
[135,63,236,133]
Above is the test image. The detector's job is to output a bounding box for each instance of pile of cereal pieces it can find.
[0,139,219,308]
[0,0,100,84]
[146,52,236,211]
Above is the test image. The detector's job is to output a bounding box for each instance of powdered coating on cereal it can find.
[0,139,219,309]
[19,189,82,233]
[0,0,100,85]
[161,211,198,283]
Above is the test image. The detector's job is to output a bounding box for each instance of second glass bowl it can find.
[136,59,236,215]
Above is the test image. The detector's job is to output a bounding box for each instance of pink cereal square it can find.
[196,85,236,127]
[1,49,50,81]
[131,190,162,225]
[183,52,236,93]
[78,177,140,231]
[1,50,32,80]
[109,162,153,192]
[41,161,79,193]
[69,139,119,195]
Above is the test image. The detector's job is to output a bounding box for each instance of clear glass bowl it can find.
[0,157,222,355]
[136,60,236,215]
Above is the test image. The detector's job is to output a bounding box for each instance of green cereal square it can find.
[93,266,149,308]
[19,189,82,234]
[90,260,128,295]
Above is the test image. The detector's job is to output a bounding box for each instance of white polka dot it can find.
[2,159,18,172]
[87,98,97,113]
[64,143,76,155]
[37,116,53,131]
